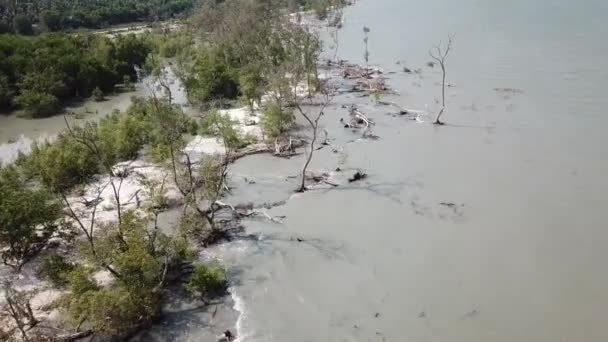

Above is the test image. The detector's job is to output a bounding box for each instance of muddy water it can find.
[0,66,188,163]
[195,1,608,341]
[0,88,146,163]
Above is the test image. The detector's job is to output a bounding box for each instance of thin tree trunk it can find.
[298,124,317,192]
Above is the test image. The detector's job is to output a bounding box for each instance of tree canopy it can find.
[0,0,194,32]
[0,32,151,116]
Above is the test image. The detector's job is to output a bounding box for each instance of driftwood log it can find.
[56,330,93,341]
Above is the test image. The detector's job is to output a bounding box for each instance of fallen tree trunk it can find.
[56,330,93,341]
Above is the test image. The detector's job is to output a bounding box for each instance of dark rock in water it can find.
[426,61,436,68]
[348,171,368,183]
[219,330,234,342]
[335,167,342,172]
[403,67,412,73]
[375,312,381,318]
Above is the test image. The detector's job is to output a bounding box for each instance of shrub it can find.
[14,90,60,118]
[238,64,265,112]
[200,111,244,150]
[184,49,239,104]
[59,279,158,336]
[123,75,133,90]
[58,211,193,335]
[38,254,76,287]
[186,263,228,299]
[92,87,104,102]
[0,165,62,271]
[260,102,294,139]
[312,0,329,20]
[97,110,149,165]
[65,266,99,295]
[17,133,99,190]
[13,15,33,35]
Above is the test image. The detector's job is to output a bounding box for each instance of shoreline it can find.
[0,3,384,340]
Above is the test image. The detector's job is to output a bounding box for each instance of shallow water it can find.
[0,66,187,164]
[199,1,608,341]
[0,89,145,163]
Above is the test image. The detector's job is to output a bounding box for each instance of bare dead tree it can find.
[294,81,335,192]
[429,35,454,125]
[327,10,342,64]
[1,282,38,341]
[157,69,173,105]
[325,1,344,67]
[363,26,371,75]
[276,19,335,192]
[61,181,123,280]
[63,116,129,229]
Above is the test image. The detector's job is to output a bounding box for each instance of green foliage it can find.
[14,90,60,117]
[97,109,149,164]
[186,263,228,299]
[13,98,192,191]
[65,285,159,336]
[200,111,245,150]
[184,48,239,104]
[92,87,104,102]
[0,33,150,115]
[0,165,62,270]
[145,30,194,59]
[238,63,266,112]
[312,0,330,20]
[1,1,194,32]
[91,211,191,288]
[58,210,193,335]
[12,15,33,35]
[17,133,99,190]
[141,98,194,162]
[65,266,99,295]
[0,72,12,107]
[123,75,133,90]
[39,11,62,32]
[260,102,295,139]
[38,254,76,287]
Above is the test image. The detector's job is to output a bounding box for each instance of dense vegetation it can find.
[0,165,62,271]
[15,98,196,190]
[0,0,194,33]
[2,97,225,339]
[0,0,345,339]
[0,32,150,116]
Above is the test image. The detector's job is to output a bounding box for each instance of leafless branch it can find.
[428,34,454,125]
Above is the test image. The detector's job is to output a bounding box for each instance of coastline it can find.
[0,8,374,339]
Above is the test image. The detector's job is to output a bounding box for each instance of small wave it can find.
[231,288,252,342]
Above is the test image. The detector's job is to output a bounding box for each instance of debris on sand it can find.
[493,87,523,94]
[348,170,367,183]
[218,330,234,341]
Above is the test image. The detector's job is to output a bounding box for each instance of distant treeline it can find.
[0,0,194,33]
[0,33,150,117]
